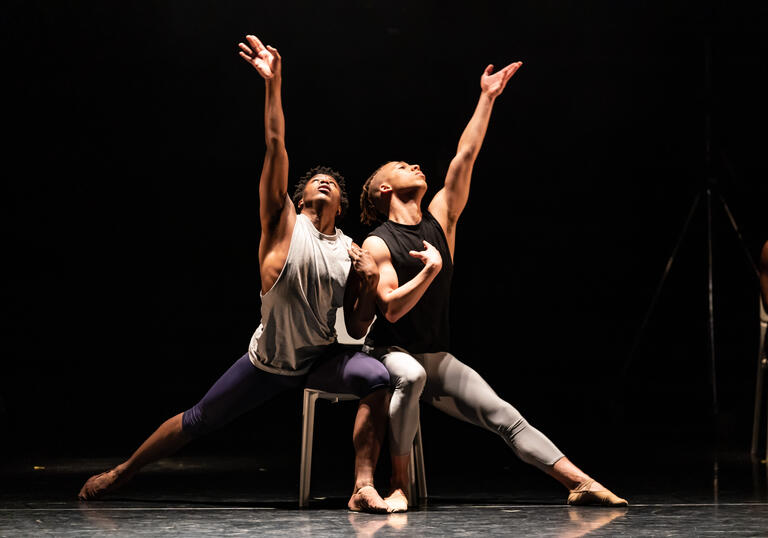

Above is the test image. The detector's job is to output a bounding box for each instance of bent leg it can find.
[79,354,300,500]
[378,351,426,457]
[374,349,427,512]
[306,347,392,513]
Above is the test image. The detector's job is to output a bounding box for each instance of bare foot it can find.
[384,488,408,513]
[348,485,391,513]
[567,479,628,507]
[78,468,131,501]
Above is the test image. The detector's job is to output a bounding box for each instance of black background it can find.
[3,1,767,479]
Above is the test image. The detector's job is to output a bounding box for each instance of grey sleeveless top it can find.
[248,213,353,375]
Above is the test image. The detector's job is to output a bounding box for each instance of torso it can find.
[250,211,352,375]
[365,211,454,354]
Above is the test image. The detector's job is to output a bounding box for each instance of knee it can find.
[487,402,527,437]
[395,363,427,395]
[181,406,210,439]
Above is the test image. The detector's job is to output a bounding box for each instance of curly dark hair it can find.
[292,165,349,219]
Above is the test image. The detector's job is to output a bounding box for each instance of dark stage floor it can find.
[2,447,768,537]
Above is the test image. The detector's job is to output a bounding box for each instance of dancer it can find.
[79,35,393,513]
[359,60,627,511]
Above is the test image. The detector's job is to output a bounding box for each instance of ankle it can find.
[354,481,374,493]
[389,481,409,493]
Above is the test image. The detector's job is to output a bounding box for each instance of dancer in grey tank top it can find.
[359,59,627,511]
[78,35,393,513]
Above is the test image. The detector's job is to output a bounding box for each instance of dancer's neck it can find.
[388,193,423,225]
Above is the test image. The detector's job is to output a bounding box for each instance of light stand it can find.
[617,31,760,431]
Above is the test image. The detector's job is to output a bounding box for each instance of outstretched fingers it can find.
[502,61,523,81]
[246,34,266,54]
[238,41,253,56]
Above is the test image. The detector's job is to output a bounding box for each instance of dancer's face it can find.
[299,174,342,214]
[378,161,427,193]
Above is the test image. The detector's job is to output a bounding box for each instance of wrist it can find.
[479,90,496,103]
[266,75,282,89]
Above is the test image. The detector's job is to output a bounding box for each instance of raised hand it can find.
[238,34,281,80]
[480,61,522,98]
[349,243,380,290]
[408,240,442,272]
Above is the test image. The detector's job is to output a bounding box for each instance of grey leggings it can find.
[372,348,564,472]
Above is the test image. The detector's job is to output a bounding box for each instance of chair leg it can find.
[414,420,427,501]
[299,390,319,508]
[408,446,416,503]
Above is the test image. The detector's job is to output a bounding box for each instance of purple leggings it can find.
[181,344,390,438]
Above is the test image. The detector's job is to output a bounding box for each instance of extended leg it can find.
[78,354,300,500]
[418,351,627,506]
[78,413,190,500]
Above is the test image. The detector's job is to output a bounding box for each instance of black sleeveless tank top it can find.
[365,211,453,353]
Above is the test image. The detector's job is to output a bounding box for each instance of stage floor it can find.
[2,451,767,536]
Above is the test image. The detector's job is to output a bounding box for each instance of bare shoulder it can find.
[362,235,391,262]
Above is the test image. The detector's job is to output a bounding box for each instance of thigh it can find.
[191,353,304,424]
[419,351,506,427]
[305,345,390,397]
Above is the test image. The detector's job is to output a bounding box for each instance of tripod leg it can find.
[706,188,718,416]
[620,192,702,379]
[717,192,760,279]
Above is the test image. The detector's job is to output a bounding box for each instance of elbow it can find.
[454,147,475,164]
[265,134,285,149]
[346,325,366,340]
[383,309,403,324]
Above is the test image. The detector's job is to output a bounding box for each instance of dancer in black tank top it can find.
[359,60,627,512]
[366,211,453,354]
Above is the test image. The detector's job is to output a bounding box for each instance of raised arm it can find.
[362,236,442,323]
[428,61,522,256]
[238,35,291,227]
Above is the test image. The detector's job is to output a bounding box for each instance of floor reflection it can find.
[346,512,408,537]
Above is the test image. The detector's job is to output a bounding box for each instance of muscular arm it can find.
[239,35,295,291]
[239,35,290,224]
[761,241,768,310]
[429,61,522,257]
[362,236,442,323]
[260,72,290,222]
[343,243,380,339]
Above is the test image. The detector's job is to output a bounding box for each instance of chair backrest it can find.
[334,307,374,345]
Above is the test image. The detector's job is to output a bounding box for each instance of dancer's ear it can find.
[298,198,304,210]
